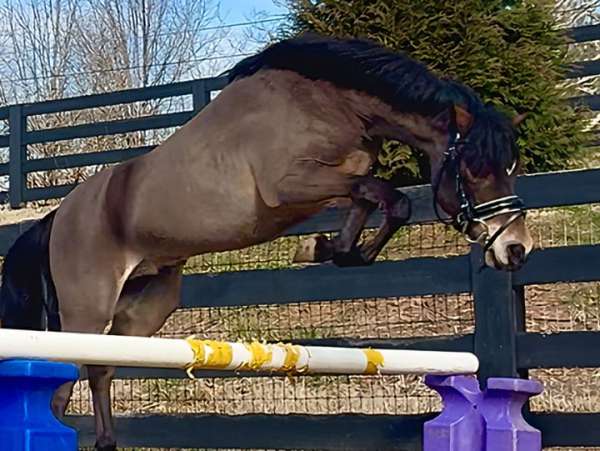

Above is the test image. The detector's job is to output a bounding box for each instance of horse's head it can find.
[431,104,532,271]
[239,32,533,270]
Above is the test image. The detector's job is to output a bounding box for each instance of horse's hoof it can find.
[293,235,333,263]
[332,249,370,267]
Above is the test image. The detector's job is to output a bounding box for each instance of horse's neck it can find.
[361,107,448,167]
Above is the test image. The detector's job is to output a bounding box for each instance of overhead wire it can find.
[0,15,285,83]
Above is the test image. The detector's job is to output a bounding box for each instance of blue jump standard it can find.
[0,359,78,451]
[0,359,544,451]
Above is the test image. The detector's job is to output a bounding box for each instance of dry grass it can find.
[156,294,474,342]
[71,374,441,417]
[527,281,600,333]
[0,204,53,225]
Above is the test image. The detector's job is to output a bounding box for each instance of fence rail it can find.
[0,77,226,208]
[64,411,600,449]
[0,24,598,451]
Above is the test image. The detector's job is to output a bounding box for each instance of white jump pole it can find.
[0,329,478,376]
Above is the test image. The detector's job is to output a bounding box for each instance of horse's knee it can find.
[88,365,115,391]
[350,178,407,213]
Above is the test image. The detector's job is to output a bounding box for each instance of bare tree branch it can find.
[0,0,227,202]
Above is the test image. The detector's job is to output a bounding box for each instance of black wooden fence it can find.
[0,77,228,208]
[0,25,598,450]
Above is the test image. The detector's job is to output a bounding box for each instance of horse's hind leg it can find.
[86,265,183,451]
[51,270,129,419]
[49,239,139,450]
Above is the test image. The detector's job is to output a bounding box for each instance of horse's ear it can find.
[512,112,528,127]
[432,105,474,135]
[453,105,473,135]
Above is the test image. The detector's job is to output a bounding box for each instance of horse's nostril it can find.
[507,243,525,264]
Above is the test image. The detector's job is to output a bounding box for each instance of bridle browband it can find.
[433,129,525,254]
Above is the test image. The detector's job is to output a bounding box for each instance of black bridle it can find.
[433,130,525,254]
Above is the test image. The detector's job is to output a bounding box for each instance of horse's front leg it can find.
[293,177,411,266]
[333,178,411,266]
[293,198,376,263]
[343,188,411,265]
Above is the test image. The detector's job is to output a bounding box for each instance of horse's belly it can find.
[128,189,329,260]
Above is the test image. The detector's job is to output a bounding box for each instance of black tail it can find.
[0,210,60,331]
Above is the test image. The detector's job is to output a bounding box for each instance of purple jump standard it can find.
[425,375,544,451]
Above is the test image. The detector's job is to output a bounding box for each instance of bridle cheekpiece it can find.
[433,129,525,254]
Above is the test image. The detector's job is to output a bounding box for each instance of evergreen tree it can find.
[282,0,589,182]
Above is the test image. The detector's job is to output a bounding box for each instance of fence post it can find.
[471,245,520,385]
[513,285,528,378]
[192,80,210,114]
[8,105,26,209]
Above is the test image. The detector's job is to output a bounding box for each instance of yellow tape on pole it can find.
[279,343,302,374]
[239,341,272,371]
[185,340,385,377]
[363,348,384,375]
[204,340,234,368]
[185,338,233,376]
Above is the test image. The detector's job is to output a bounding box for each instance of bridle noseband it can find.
[433,130,525,254]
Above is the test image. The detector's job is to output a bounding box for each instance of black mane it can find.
[228,33,482,116]
[228,33,518,174]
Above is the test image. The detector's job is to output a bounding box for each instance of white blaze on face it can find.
[485,216,533,268]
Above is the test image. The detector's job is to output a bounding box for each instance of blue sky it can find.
[201,0,288,76]
[218,0,287,22]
